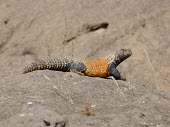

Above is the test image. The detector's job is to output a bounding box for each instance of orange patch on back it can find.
[84,58,109,77]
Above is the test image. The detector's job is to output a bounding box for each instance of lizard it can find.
[22,48,132,80]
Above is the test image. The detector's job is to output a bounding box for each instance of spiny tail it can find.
[22,57,71,74]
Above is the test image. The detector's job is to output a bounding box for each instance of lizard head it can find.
[108,48,132,67]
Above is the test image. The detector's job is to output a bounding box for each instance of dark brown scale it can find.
[30,62,38,70]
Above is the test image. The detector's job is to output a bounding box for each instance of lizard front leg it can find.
[69,62,87,76]
[109,63,126,81]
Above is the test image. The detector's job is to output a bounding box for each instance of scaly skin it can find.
[22,49,132,80]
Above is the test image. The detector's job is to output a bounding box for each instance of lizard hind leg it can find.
[70,69,85,75]
[69,62,87,76]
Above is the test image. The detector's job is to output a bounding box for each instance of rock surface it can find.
[1,71,170,127]
[0,0,170,126]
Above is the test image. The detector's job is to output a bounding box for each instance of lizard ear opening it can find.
[108,64,121,80]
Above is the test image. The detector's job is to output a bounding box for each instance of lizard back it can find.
[84,58,109,77]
